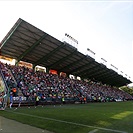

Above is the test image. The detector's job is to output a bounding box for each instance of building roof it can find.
[0,18,131,87]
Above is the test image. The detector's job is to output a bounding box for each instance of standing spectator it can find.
[18,95,22,107]
[80,96,83,104]
[83,96,87,104]
[62,96,65,104]
[9,94,13,108]
[35,95,40,107]
[12,88,17,97]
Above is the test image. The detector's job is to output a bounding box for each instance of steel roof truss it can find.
[17,33,47,62]
[13,34,34,46]
[69,61,95,74]
[77,64,99,77]
[59,56,87,72]
[16,30,38,42]
[10,38,30,48]
[20,24,43,37]
[34,43,66,66]
[48,49,78,69]
[24,22,39,40]
[80,65,103,78]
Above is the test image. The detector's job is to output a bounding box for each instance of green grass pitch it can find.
[0,101,133,133]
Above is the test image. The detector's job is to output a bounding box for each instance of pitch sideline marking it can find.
[6,110,127,133]
[88,129,99,133]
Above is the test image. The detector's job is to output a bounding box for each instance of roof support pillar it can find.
[46,67,50,74]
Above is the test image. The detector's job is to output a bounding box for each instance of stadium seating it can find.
[0,62,133,107]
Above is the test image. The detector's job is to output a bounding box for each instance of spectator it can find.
[9,94,13,108]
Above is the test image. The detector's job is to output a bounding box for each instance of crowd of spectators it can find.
[0,62,18,97]
[0,61,133,106]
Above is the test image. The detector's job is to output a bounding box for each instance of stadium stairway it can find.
[8,68,23,96]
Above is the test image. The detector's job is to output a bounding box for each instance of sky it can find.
[0,0,133,84]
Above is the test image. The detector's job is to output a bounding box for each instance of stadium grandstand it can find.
[0,18,132,109]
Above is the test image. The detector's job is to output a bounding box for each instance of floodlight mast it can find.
[63,33,78,49]
[86,48,95,59]
[101,58,107,66]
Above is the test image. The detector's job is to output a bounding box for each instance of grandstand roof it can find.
[0,18,131,87]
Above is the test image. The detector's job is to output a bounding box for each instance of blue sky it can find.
[0,0,133,83]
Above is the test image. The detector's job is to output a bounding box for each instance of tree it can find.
[120,86,133,96]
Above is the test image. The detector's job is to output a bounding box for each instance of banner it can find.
[49,69,57,75]
[0,76,6,109]
[0,77,4,93]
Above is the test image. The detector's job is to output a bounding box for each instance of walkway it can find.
[0,116,53,133]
